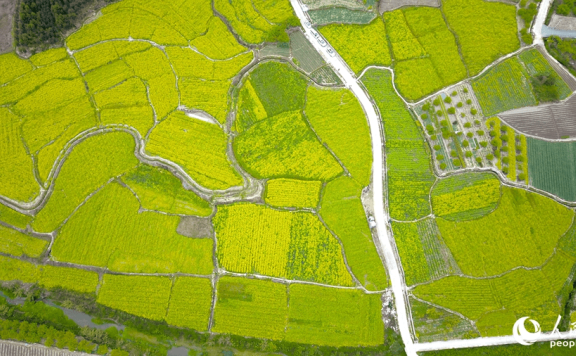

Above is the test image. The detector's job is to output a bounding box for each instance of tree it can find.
[487,153,494,160]
[433,144,441,150]
[557,3,571,15]
[518,173,526,180]
[466,99,472,105]
[437,154,445,160]
[447,107,456,114]
[480,141,488,147]
[451,90,457,96]
[464,122,472,128]
[502,157,510,164]
[450,150,457,157]
[477,130,485,135]
[444,96,452,104]
[471,108,478,115]
[440,162,447,169]
[462,140,470,148]
[465,151,473,158]
[421,113,429,119]
[453,159,462,166]
[467,132,473,138]
[433,98,441,106]
[457,102,463,108]
[476,157,482,163]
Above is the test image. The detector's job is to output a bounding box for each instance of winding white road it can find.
[290,0,576,354]
[288,1,417,355]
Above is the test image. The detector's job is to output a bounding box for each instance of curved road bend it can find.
[288,1,417,355]
[290,0,576,354]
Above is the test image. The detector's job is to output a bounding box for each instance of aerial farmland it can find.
[1,0,576,355]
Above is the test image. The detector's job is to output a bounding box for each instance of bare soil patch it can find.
[0,0,15,54]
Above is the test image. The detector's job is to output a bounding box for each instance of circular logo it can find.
[513,317,542,346]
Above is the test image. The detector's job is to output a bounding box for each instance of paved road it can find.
[288,1,417,355]
[533,0,553,45]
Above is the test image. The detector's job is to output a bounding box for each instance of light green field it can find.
[248,61,308,117]
[392,218,459,286]
[214,203,354,286]
[264,179,322,208]
[410,298,479,342]
[437,187,574,277]
[413,251,576,335]
[0,204,32,230]
[190,17,247,60]
[285,284,384,346]
[319,18,391,74]
[212,277,288,340]
[66,0,213,50]
[0,108,39,202]
[33,132,139,233]
[53,182,214,274]
[0,53,33,84]
[431,172,501,221]
[122,165,212,216]
[234,111,343,181]
[0,225,47,258]
[97,274,172,321]
[305,86,373,187]
[0,255,98,294]
[362,69,435,220]
[320,177,388,290]
[165,277,213,331]
[214,0,297,44]
[146,111,243,191]
[442,0,519,76]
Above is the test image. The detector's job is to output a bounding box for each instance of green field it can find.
[472,57,536,116]
[397,7,467,100]
[320,177,388,290]
[248,61,308,117]
[53,182,214,274]
[290,30,325,74]
[212,277,288,340]
[305,86,372,186]
[233,111,343,181]
[0,204,32,230]
[264,179,322,208]
[165,277,212,331]
[319,18,391,74]
[214,203,354,286]
[97,274,172,321]
[413,250,576,335]
[308,7,376,25]
[0,255,98,294]
[527,138,576,201]
[122,165,212,216]
[147,111,243,191]
[214,0,297,44]
[437,187,574,277]
[410,298,479,342]
[362,69,435,220]
[190,17,248,60]
[0,108,39,203]
[392,218,459,286]
[32,132,139,233]
[0,225,47,258]
[431,172,501,220]
[285,284,384,346]
[442,0,519,76]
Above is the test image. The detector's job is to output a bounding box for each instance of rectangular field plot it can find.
[0,256,98,294]
[97,274,172,321]
[212,277,288,340]
[319,18,391,74]
[0,204,32,230]
[122,164,212,216]
[437,187,573,277]
[392,218,459,286]
[165,277,212,331]
[308,8,376,25]
[527,138,576,202]
[53,182,214,275]
[285,284,384,346]
[264,178,322,208]
[214,203,354,286]
[471,57,536,116]
[320,177,388,290]
[431,172,501,221]
[410,297,479,342]
[413,250,576,336]
[0,224,47,258]
[290,30,324,74]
